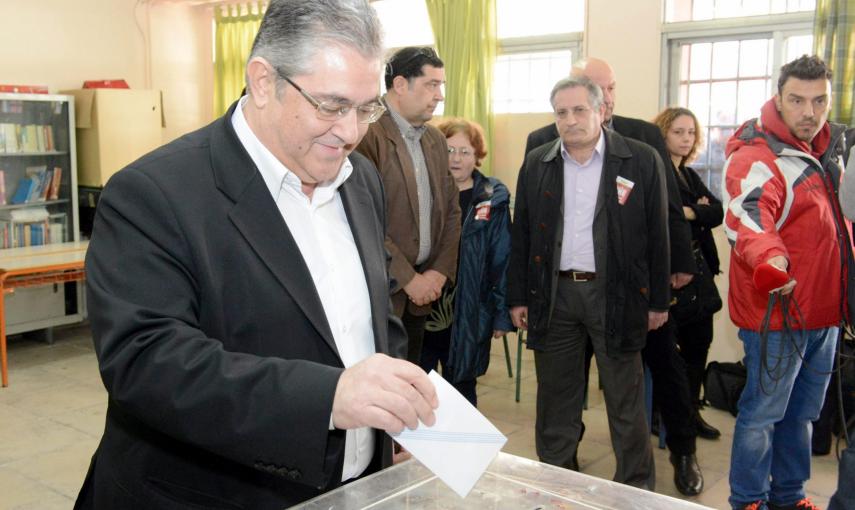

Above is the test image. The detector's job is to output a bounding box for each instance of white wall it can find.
[148,1,213,142]
[0,0,146,91]
[585,0,664,122]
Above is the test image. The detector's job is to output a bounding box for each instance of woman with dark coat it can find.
[653,107,724,439]
[419,118,513,406]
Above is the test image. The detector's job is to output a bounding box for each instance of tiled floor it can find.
[0,324,843,509]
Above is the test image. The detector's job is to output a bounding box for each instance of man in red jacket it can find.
[722,55,848,510]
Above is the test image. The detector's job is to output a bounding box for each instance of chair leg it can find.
[502,334,513,378]
[515,329,524,403]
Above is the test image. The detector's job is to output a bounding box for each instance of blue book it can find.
[10,177,35,204]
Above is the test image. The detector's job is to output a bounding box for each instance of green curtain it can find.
[213,3,266,117]
[813,0,855,126]
[425,0,497,173]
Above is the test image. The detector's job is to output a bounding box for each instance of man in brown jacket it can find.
[356,47,460,363]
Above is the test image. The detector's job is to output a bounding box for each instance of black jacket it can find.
[508,129,670,355]
[525,116,696,275]
[76,101,405,509]
[674,162,723,274]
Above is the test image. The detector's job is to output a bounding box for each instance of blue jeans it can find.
[729,327,837,509]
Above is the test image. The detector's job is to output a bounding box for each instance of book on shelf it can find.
[2,124,18,153]
[7,166,62,205]
[10,177,35,204]
[0,169,5,205]
[0,220,8,249]
[25,165,49,202]
[48,167,61,200]
[0,123,55,153]
[0,207,50,248]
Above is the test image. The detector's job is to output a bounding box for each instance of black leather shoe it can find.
[696,412,721,440]
[670,453,704,496]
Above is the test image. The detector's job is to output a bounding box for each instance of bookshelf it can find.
[0,93,84,336]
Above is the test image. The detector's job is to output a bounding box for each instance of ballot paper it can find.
[391,370,507,498]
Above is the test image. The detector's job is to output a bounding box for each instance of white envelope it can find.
[391,370,507,498]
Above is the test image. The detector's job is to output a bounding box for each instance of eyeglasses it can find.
[277,72,386,124]
[447,147,474,157]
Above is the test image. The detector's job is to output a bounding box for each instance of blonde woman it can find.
[653,107,724,440]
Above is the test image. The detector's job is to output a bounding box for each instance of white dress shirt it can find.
[559,129,605,272]
[231,98,375,482]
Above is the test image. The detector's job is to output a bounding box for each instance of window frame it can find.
[658,11,813,195]
[659,12,813,108]
[493,32,583,114]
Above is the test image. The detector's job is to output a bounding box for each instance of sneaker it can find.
[768,498,821,510]
[739,502,766,510]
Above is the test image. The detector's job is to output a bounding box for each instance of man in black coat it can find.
[509,75,669,490]
[73,2,438,509]
[522,58,706,496]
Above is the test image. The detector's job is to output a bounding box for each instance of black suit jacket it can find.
[76,101,406,510]
[524,116,696,275]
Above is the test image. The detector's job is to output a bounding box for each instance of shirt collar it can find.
[231,96,353,205]
[383,95,427,141]
[561,128,606,166]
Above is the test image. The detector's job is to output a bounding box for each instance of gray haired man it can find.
[508,76,669,490]
[74,1,437,508]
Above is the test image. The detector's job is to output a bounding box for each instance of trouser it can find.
[533,277,654,490]
[643,319,698,455]
[675,315,714,404]
[728,327,837,509]
[402,309,427,364]
[420,333,478,406]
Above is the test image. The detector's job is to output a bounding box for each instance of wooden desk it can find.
[0,241,88,387]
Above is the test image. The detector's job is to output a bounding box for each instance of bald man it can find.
[522,58,705,496]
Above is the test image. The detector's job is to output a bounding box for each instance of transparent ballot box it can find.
[290,452,713,509]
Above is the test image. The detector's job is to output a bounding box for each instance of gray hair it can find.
[247,0,384,85]
[550,76,603,109]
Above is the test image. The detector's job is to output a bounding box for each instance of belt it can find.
[558,270,596,281]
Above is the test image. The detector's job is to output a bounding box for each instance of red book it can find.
[48,167,62,201]
[0,84,49,94]
[82,80,130,89]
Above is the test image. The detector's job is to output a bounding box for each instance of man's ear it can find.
[246,57,277,107]
[392,74,410,95]
[774,94,783,112]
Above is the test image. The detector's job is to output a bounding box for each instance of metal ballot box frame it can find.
[290,452,714,509]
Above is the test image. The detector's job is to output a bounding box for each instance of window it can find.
[372,0,584,114]
[493,50,574,113]
[493,0,584,113]
[665,0,815,22]
[663,11,812,197]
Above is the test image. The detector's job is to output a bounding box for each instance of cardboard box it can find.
[60,89,164,187]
